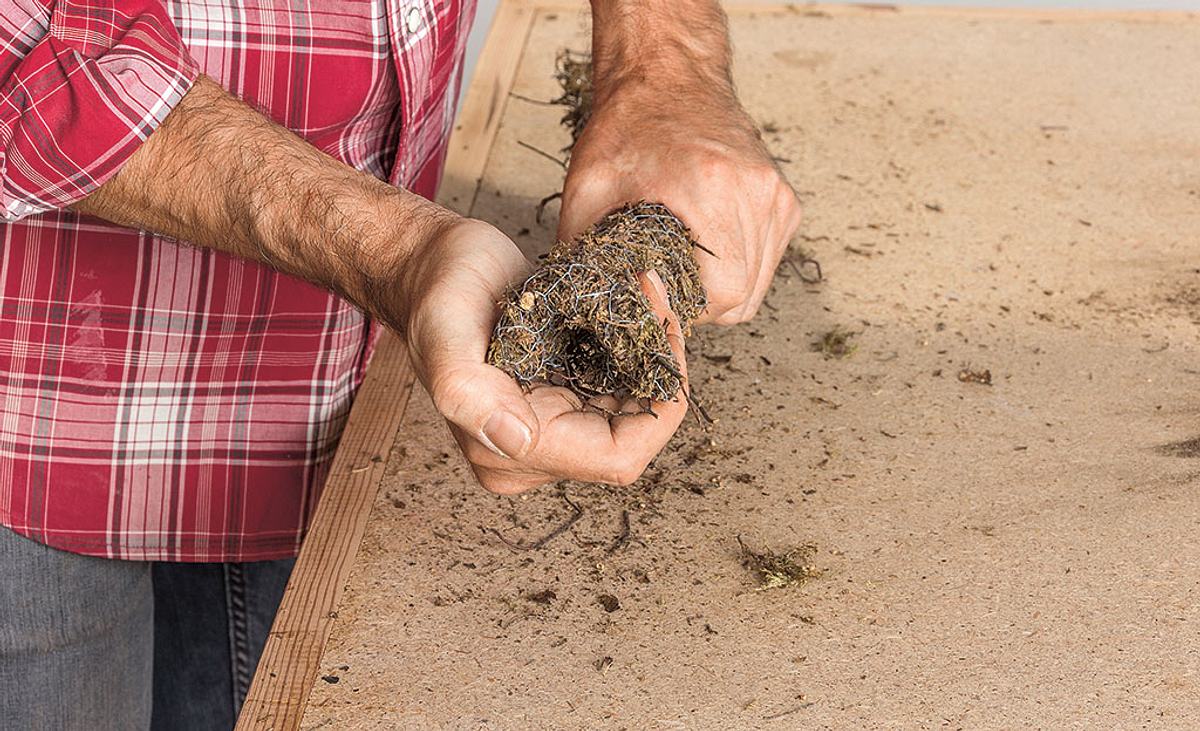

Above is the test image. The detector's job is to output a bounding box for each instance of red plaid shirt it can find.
[0,0,475,561]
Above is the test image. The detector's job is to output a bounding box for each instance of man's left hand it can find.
[558,22,803,326]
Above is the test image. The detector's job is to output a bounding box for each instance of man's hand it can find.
[77,75,689,495]
[399,224,690,492]
[560,0,803,325]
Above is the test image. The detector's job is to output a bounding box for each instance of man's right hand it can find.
[396,218,690,494]
[76,75,688,495]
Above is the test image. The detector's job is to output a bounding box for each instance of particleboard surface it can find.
[301,4,1200,729]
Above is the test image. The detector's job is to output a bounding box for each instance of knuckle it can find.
[781,191,804,224]
[716,310,749,326]
[756,162,782,184]
[697,154,731,182]
[566,162,620,197]
[429,368,472,421]
[611,457,650,487]
[705,294,744,323]
[475,467,543,496]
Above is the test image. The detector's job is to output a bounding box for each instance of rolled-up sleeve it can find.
[0,0,197,220]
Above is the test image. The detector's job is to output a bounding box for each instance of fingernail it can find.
[645,269,667,297]
[481,411,532,459]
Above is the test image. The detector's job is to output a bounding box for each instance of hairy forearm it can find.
[73,75,456,321]
[588,0,734,103]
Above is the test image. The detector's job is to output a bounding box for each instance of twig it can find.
[509,92,556,105]
[685,390,714,424]
[535,191,563,224]
[517,140,567,169]
[763,703,814,720]
[788,257,823,283]
[489,491,583,551]
[607,510,632,554]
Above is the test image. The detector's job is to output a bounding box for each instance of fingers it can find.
[700,181,803,325]
[638,269,689,392]
[447,426,552,496]
[745,187,804,317]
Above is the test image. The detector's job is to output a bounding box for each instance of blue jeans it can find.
[0,527,294,730]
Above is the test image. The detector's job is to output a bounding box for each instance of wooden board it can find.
[272,2,1200,728]
[234,3,538,729]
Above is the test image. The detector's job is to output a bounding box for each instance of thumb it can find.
[427,359,540,460]
[638,269,688,392]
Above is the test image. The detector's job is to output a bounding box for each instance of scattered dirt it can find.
[596,594,621,612]
[1156,436,1200,459]
[525,589,558,605]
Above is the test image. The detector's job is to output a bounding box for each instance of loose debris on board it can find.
[489,491,584,551]
[957,366,993,385]
[783,246,824,283]
[551,50,593,152]
[813,326,857,359]
[738,537,823,591]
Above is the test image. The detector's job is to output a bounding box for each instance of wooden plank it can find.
[235,2,538,729]
[760,2,1200,22]
[440,0,540,216]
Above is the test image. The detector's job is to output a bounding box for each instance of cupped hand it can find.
[558,81,803,325]
[398,218,689,494]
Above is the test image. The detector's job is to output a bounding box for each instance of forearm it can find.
[73,75,456,322]
[588,0,734,103]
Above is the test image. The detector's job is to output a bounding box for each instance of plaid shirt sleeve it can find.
[0,0,198,221]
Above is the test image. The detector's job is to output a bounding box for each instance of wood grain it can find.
[440,0,539,216]
[235,1,538,728]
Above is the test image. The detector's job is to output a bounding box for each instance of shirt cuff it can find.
[0,1,199,221]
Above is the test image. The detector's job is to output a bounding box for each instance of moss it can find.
[739,538,822,591]
[814,326,857,359]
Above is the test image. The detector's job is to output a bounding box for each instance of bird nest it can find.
[487,201,707,405]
